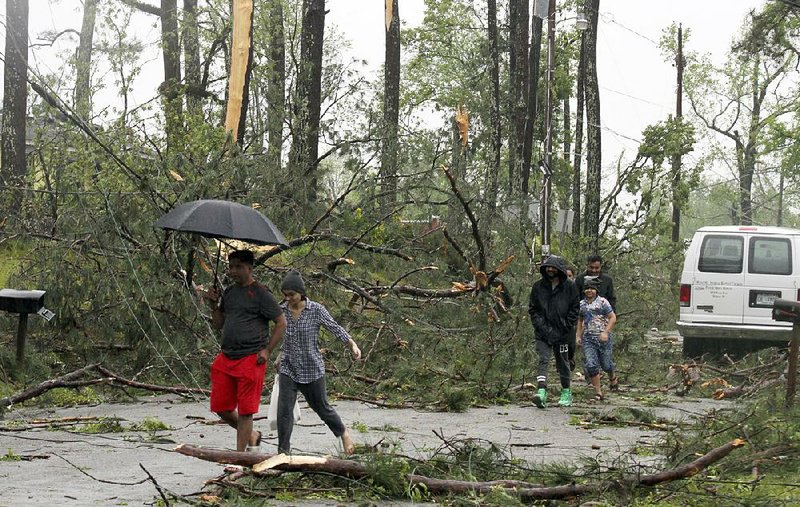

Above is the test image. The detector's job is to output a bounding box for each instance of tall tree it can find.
[686,4,798,225]
[288,0,326,201]
[182,0,201,117]
[74,0,98,119]
[572,32,585,234]
[508,0,529,195]
[265,0,286,170]
[1,0,29,218]
[583,0,601,243]
[160,0,184,153]
[121,0,184,153]
[381,0,401,213]
[671,24,684,243]
[521,12,543,197]
[486,0,501,218]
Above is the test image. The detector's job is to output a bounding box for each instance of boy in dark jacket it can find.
[528,255,581,408]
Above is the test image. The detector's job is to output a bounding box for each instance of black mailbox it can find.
[0,289,46,314]
[772,299,800,323]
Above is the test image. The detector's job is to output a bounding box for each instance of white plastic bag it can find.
[267,374,301,431]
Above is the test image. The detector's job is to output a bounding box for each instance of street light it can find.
[534,1,588,258]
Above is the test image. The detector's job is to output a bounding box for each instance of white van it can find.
[676,225,800,356]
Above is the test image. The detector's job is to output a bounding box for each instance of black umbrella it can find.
[156,199,288,246]
[155,199,288,285]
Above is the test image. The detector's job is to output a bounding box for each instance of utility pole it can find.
[541,0,556,258]
[670,24,684,244]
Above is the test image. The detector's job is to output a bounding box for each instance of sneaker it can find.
[532,388,548,409]
[558,388,573,407]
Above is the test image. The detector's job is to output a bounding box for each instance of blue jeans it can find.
[582,333,615,377]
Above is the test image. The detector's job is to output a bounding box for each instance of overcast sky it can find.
[2,0,763,177]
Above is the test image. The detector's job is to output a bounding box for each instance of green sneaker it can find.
[558,388,573,407]
[533,388,547,409]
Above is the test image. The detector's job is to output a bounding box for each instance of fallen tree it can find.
[0,364,209,410]
[175,438,746,501]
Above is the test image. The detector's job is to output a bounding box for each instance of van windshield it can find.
[698,235,743,273]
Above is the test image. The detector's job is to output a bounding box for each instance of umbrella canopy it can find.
[155,199,288,246]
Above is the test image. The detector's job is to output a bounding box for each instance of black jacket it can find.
[575,271,617,311]
[528,256,581,345]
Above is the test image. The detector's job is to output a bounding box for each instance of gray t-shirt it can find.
[219,282,281,359]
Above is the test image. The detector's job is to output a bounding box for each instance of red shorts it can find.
[210,353,267,416]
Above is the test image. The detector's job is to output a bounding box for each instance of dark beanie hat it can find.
[584,277,601,290]
[281,270,306,295]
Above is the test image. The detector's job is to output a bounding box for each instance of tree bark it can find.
[507,0,529,195]
[583,0,601,245]
[380,0,401,213]
[74,0,97,119]
[182,0,202,117]
[572,32,585,234]
[1,0,29,219]
[288,0,326,202]
[160,0,184,154]
[266,0,286,171]
[521,13,542,197]
[740,57,761,225]
[486,0,501,219]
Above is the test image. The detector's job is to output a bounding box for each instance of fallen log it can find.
[95,365,210,396]
[175,438,746,501]
[175,444,368,478]
[0,364,209,411]
[0,364,100,410]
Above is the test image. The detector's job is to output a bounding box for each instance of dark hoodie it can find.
[528,255,581,345]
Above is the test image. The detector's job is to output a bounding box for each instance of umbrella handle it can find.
[213,242,222,290]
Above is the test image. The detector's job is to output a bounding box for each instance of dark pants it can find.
[277,373,345,454]
[535,339,572,389]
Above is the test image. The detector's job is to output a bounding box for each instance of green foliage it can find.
[1,449,22,462]
[79,417,126,434]
[442,384,473,412]
[364,451,412,498]
[128,416,171,433]
[351,420,369,433]
[41,387,103,407]
[0,240,29,288]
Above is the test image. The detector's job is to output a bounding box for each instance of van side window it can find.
[698,235,743,273]
[749,237,792,275]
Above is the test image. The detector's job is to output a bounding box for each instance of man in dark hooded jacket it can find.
[528,255,581,408]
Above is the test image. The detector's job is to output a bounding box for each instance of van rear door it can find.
[743,234,794,326]
[690,234,745,325]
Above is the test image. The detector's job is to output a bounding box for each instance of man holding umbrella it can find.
[205,250,287,451]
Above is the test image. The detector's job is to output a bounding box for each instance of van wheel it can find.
[682,337,709,358]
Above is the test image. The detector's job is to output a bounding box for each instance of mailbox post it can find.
[0,289,46,368]
[772,299,800,407]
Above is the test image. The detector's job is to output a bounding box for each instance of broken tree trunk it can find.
[175,444,368,477]
[224,0,254,146]
[175,439,745,501]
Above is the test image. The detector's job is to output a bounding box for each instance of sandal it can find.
[593,393,604,402]
[609,377,619,392]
